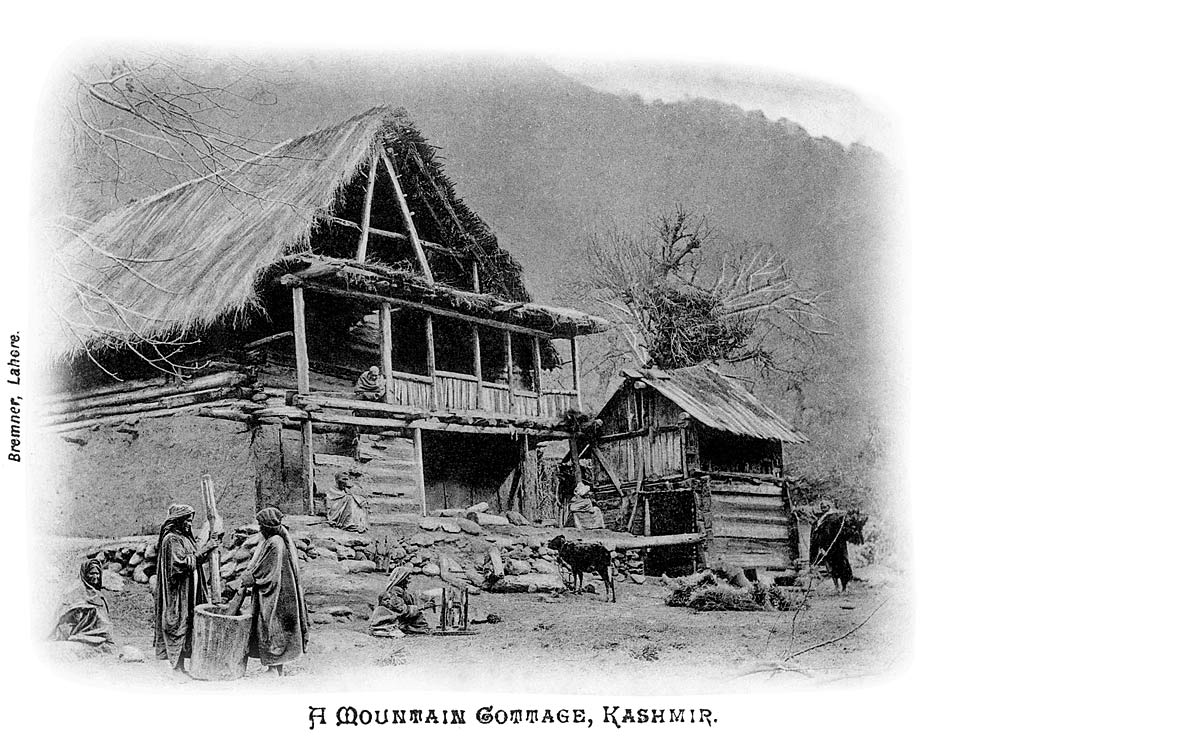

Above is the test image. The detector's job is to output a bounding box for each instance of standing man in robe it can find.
[236,507,309,675]
[325,471,370,533]
[153,503,219,672]
[49,559,114,649]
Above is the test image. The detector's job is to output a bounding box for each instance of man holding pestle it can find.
[154,503,221,672]
[228,507,309,676]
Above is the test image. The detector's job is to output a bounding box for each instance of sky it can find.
[547,56,895,154]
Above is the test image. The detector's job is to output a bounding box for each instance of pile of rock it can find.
[82,539,158,587]
[612,549,647,584]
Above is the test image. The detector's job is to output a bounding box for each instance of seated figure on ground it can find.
[49,559,115,649]
[368,567,434,637]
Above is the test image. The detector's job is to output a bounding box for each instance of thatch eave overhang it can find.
[275,255,610,339]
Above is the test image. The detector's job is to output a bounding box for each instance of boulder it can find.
[421,563,441,577]
[630,573,647,585]
[488,547,504,576]
[312,613,336,625]
[133,567,151,584]
[532,559,559,575]
[466,502,489,513]
[467,512,509,527]
[345,560,377,574]
[128,552,144,566]
[505,510,532,526]
[323,605,354,616]
[411,533,437,547]
[438,508,469,517]
[458,518,483,536]
[437,519,462,534]
[418,517,440,531]
[504,559,532,576]
[101,571,125,592]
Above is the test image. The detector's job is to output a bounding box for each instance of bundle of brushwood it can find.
[664,570,801,611]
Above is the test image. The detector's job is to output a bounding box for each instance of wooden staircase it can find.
[313,432,422,521]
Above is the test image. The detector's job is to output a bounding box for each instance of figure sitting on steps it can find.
[325,472,370,533]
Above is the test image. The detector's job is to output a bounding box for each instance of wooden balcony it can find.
[391,370,578,418]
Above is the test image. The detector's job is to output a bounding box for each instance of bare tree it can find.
[45,50,280,378]
[577,207,832,374]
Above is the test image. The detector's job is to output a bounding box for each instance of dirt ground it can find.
[36,535,910,694]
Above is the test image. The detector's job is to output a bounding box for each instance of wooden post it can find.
[570,336,582,411]
[381,152,435,283]
[472,325,483,410]
[518,434,529,515]
[355,157,378,263]
[471,260,481,293]
[292,287,309,394]
[292,286,314,515]
[379,303,393,403]
[413,427,427,516]
[566,434,583,526]
[504,330,515,412]
[643,488,652,537]
[425,314,438,408]
[532,337,543,416]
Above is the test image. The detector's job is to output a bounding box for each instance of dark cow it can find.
[809,510,868,592]
[547,535,616,603]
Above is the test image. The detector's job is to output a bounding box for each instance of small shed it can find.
[587,365,807,578]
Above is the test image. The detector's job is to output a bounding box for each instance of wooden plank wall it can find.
[597,427,684,482]
[709,479,793,570]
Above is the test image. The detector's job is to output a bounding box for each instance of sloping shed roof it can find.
[49,105,537,359]
[620,365,807,443]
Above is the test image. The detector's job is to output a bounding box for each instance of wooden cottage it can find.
[587,366,807,579]
[39,106,607,536]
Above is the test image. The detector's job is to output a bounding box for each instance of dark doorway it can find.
[643,490,697,577]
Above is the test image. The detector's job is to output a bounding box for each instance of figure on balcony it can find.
[325,472,370,533]
[354,365,387,402]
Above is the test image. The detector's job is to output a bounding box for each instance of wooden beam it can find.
[380,152,435,282]
[567,434,582,527]
[296,280,570,339]
[355,157,378,262]
[471,261,481,293]
[570,336,582,411]
[379,302,393,403]
[412,427,427,516]
[504,330,515,412]
[292,287,310,394]
[425,314,438,408]
[242,331,293,351]
[472,325,483,409]
[317,214,466,257]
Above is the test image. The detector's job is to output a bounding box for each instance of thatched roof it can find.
[51,105,546,359]
[617,365,807,443]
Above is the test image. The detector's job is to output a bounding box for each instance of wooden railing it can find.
[390,371,578,417]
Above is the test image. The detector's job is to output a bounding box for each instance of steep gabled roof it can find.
[618,365,807,443]
[50,106,539,359]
